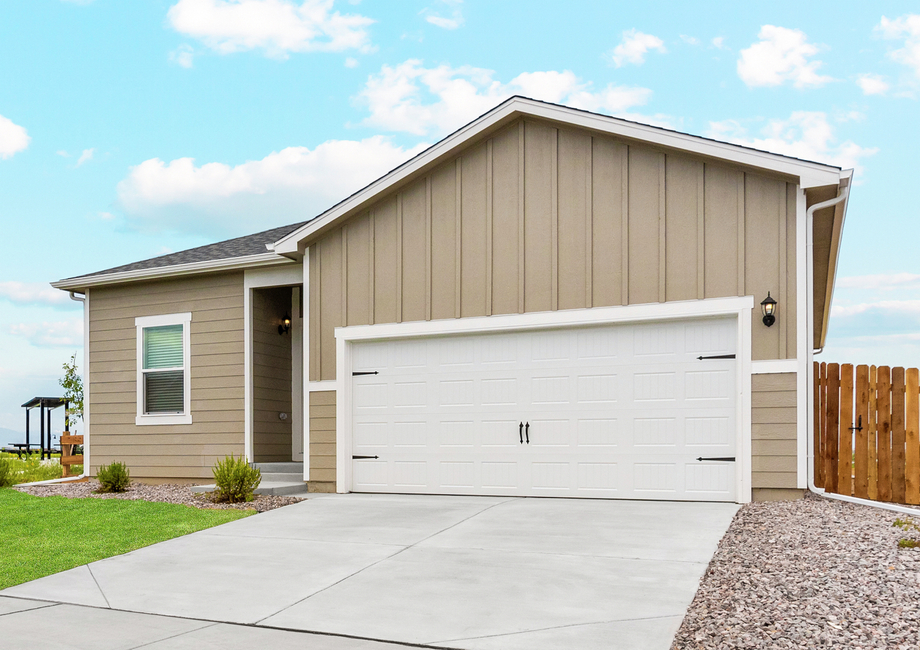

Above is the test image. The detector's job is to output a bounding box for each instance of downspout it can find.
[806,188,920,516]
[22,291,90,485]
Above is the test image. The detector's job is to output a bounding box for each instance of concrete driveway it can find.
[0,494,737,650]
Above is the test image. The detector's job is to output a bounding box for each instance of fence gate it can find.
[815,362,920,505]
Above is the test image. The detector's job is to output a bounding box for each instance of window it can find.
[136,313,192,425]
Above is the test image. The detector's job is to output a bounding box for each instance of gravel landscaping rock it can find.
[673,493,920,649]
[15,480,303,513]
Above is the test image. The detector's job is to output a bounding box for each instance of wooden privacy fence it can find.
[815,362,920,505]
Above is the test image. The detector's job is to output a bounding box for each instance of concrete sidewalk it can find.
[0,495,738,649]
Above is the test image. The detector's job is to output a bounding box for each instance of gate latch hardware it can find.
[352,455,379,460]
[696,457,736,462]
[352,371,379,376]
[697,354,736,360]
[849,415,863,433]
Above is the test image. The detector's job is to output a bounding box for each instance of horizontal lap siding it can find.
[88,272,245,480]
[752,372,798,489]
[310,117,798,381]
[251,287,292,463]
[309,390,336,490]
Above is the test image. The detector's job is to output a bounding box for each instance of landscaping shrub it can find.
[212,455,261,503]
[0,456,12,488]
[97,461,130,493]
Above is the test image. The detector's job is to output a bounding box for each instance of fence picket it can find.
[825,363,840,494]
[838,364,855,496]
[854,365,869,499]
[868,365,878,501]
[877,367,892,503]
[906,368,920,505]
[891,367,907,504]
[815,362,825,489]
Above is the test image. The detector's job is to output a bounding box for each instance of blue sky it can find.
[1,0,920,437]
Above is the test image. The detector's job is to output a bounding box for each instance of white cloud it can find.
[737,25,832,88]
[76,148,94,167]
[97,211,115,220]
[167,0,375,58]
[607,29,666,67]
[680,35,699,46]
[706,111,876,175]
[711,36,726,49]
[344,56,358,68]
[856,73,889,95]
[356,60,659,137]
[56,150,70,157]
[9,319,84,348]
[0,114,30,160]
[116,136,427,236]
[832,299,920,318]
[171,44,195,68]
[877,15,920,79]
[421,0,463,30]
[837,273,920,290]
[0,282,71,307]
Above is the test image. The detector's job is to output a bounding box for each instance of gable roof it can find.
[269,95,848,256]
[52,221,305,290]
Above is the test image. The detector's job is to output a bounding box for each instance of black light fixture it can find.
[761,292,777,327]
[278,314,292,335]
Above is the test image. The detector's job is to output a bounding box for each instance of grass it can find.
[0,488,254,589]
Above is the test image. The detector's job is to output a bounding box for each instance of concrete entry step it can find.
[253,462,303,474]
[190,481,308,497]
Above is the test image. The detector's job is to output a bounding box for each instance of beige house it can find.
[53,97,851,502]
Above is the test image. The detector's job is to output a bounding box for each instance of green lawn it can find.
[0,489,253,589]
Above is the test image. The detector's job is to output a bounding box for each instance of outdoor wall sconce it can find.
[278,314,292,335]
[761,292,777,327]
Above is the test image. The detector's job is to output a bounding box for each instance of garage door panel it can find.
[351,317,737,501]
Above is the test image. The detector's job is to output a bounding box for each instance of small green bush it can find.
[0,456,13,488]
[212,455,261,503]
[97,462,130,493]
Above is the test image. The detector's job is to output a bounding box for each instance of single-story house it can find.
[53,97,851,503]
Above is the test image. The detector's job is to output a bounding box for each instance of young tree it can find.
[59,352,83,433]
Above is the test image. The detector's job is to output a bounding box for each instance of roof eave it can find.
[271,96,844,254]
[51,252,295,292]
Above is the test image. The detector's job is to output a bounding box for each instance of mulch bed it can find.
[15,480,303,513]
[673,492,920,649]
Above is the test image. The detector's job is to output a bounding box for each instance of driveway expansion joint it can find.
[86,564,112,609]
[430,613,686,645]
[126,621,219,650]
[0,601,59,617]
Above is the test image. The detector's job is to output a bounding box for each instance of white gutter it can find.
[52,252,294,291]
[805,186,920,517]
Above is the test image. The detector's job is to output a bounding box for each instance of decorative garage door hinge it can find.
[696,457,736,462]
[352,371,379,376]
[696,354,735,360]
[352,455,379,460]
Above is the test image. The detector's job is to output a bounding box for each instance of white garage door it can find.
[350,317,737,501]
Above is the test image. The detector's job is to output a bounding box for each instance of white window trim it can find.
[334,296,755,503]
[135,312,192,426]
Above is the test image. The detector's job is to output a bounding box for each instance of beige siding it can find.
[751,372,798,489]
[308,390,336,492]
[309,118,799,380]
[251,286,292,462]
[88,272,244,480]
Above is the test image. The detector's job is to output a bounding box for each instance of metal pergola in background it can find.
[20,397,69,460]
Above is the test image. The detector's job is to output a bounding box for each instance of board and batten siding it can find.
[88,272,245,481]
[751,372,799,499]
[251,286,292,462]
[308,117,798,383]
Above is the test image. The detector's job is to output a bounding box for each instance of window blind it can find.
[144,325,183,369]
[143,324,184,414]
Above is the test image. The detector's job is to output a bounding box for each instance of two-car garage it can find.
[343,308,744,502]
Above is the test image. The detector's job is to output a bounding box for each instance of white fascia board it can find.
[273,98,843,254]
[52,253,295,291]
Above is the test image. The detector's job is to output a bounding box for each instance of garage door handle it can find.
[352,455,379,460]
[695,457,735,462]
[519,422,523,444]
[525,422,530,444]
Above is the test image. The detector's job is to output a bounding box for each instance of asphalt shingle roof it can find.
[66,221,307,281]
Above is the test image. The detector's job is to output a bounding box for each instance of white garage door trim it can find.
[335,296,754,503]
